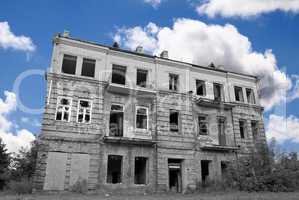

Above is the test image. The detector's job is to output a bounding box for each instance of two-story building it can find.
[33,32,266,193]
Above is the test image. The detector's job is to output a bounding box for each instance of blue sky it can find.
[0,0,299,153]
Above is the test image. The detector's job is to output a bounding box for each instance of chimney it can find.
[160,50,168,59]
[112,42,120,48]
[63,30,70,38]
[135,46,143,53]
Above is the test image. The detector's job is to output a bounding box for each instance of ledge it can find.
[103,136,156,146]
[106,83,156,97]
[194,97,235,109]
[200,145,239,152]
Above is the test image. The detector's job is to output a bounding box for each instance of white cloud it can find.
[144,0,163,8]
[21,117,41,127]
[114,18,291,110]
[0,91,35,153]
[196,0,299,18]
[266,114,299,144]
[0,21,35,52]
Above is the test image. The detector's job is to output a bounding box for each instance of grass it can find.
[1,192,299,200]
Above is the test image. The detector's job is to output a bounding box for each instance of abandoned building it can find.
[33,32,267,193]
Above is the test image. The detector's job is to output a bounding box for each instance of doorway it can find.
[168,159,182,193]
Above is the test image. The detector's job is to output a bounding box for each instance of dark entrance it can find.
[168,159,182,193]
[201,160,211,186]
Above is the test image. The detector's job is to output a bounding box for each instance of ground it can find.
[1,192,299,200]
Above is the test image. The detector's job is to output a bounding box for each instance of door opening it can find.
[168,159,182,193]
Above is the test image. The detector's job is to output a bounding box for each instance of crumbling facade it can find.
[33,33,266,193]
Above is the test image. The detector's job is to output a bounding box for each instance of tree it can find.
[0,139,10,190]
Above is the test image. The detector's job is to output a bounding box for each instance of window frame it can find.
[251,120,259,140]
[111,64,127,85]
[169,109,180,132]
[61,54,77,75]
[196,79,206,96]
[134,157,148,185]
[198,115,209,136]
[169,73,179,92]
[76,99,92,124]
[81,57,96,78]
[135,106,149,131]
[55,96,72,122]
[246,88,256,104]
[239,119,246,139]
[136,69,148,88]
[106,155,123,184]
[213,82,224,101]
[234,86,244,102]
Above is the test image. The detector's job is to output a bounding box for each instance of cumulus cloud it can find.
[0,91,35,153]
[144,0,163,8]
[0,21,35,52]
[114,18,291,110]
[196,0,299,18]
[266,114,299,144]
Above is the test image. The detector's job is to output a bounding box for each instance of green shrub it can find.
[8,178,32,194]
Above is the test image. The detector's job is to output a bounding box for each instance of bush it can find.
[8,178,33,194]
[70,178,88,194]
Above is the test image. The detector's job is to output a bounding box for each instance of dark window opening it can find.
[251,121,258,140]
[213,83,223,101]
[201,160,211,186]
[112,65,126,85]
[169,74,179,91]
[234,86,244,102]
[169,110,179,132]
[246,88,256,104]
[107,155,122,184]
[134,157,147,185]
[109,105,123,137]
[239,120,246,139]
[137,69,148,88]
[196,80,206,96]
[81,58,95,77]
[198,116,208,135]
[218,118,226,146]
[62,54,77,75]
[77,100,91,123]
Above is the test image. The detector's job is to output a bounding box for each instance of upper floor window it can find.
[81,58,95,78]
[239,120,246,139]
[169,109,179,132]
[169,74,179,91]
[198,116,208,135]
[234,86,244,102]
[136,106,148,130]
[112,65,126,85]
[218,117,226,146]
[109,104,124,137]
[137,69,148,88]
[251,121,259,140]
[62,54,77,75]
[77,100,92,123]
[56,97,72,122]
[246,88,256,104]
[214,83,223,101]
[196,80,206,96]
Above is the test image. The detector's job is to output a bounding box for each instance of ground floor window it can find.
[201,160,211,185]
[107,155,122,184]
[134,157,148,185]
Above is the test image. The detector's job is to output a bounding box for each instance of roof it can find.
[56,34,258,80]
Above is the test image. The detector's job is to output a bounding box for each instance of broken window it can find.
[61,54,77,75]
[198,116,208,135]
[221,161,229,178]
[251,121,259,140]
[196,80,206,96]
[201,160,211,185]
[213,83,223,101]
[169,110,179,132]
[81,58,95,77]
[111,65,126,85]
[134,157,147,185]
[239,120,246,139]
[137,69,148,88]
[246,88,256,104]
[234,86,244,102]
[109,104,124,137]
[77,100,92,123]
[218,117,226,146]
[107,155,122,184]
[168,159,182,193]
[169,74,179,91]
[136,106,148,130]
[56,97,72,122]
